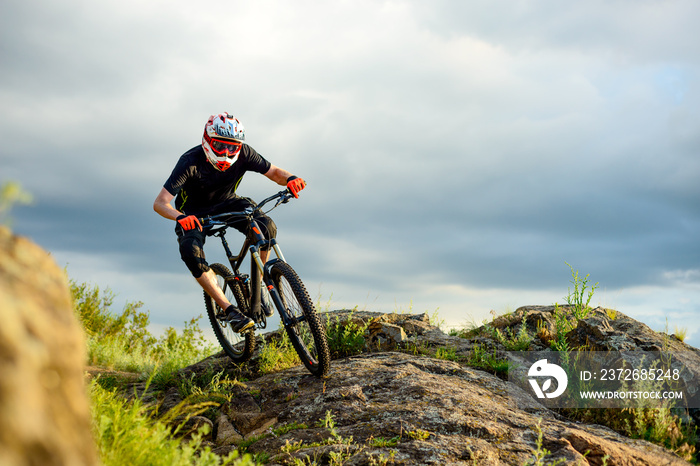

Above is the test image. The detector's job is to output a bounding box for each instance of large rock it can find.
[241,352,688,465]
[0,227,97,466]
[158,308,699,464]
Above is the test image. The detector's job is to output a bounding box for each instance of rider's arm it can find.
[153,187,183,221]
[264,165,294,185]
[265,165,306,198]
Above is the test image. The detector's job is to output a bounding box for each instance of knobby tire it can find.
[270,262,330,378]
[204,263,255,363]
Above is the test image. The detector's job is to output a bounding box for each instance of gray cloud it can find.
[2,0,699,346]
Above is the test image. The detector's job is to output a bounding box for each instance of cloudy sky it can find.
[3,0,699,346]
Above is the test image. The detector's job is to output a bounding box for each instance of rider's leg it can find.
[197,268,231,310]
[195,268,253,332]
[177,225,253,331]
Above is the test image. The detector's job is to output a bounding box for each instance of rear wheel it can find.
[204,263,255,362]
[270,262,330,378]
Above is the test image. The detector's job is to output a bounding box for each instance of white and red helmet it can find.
[202,113,246,171]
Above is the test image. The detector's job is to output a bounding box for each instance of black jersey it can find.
[163,144,271,215]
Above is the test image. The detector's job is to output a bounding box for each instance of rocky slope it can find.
[144,308,699,465]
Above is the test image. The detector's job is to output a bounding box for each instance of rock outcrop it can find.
[162,307,698,465]
[0,227,97,466]
[243,352,689,465]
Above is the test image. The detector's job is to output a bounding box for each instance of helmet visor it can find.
[205,134,242,158]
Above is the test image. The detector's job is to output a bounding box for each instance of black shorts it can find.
[175,197,277,278]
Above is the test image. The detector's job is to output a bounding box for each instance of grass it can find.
[72,279,245,465]
[258,331,301,374]
[673,326,688,342]
[90,381,254,466]
[467,343,510,376]
[73,280,216,383]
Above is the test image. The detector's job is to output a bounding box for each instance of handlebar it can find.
[199,188,295,228]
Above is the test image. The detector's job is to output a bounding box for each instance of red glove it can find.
[176,214,202,231]
[286,176,306,198]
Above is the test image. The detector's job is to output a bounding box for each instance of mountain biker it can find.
[153,113,306,333]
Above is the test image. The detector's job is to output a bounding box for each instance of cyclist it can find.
[153,113,306,333]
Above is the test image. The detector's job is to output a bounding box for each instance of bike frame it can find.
[200,191,305,328]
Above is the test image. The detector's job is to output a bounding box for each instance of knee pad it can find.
[178,235,210,278]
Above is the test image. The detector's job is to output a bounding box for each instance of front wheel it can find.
[204,263,255,363]
[269,262,330,378]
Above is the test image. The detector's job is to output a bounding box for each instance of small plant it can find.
[524,419,565,466]
[280,438,305,454]
[485,314,533,351]
[547,264,600,351]
[274,421,309,436]
[564,262,598,320]
[429,308,444,329]
[549,304,577,352]
[325,310,370,358]
[393,299,414,314]
[368,436,400,447]
[406,429,431,441]
[0,180,33,225]
[72,280,155,349]
[316,410,337,432]
[368,450,397,466]
[237,433,271,455]
[314,410,353,447]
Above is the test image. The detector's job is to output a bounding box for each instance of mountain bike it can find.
[199,189,330,378]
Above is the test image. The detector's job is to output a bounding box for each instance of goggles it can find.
[205,133,242,158]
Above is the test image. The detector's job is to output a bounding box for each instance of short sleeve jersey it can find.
[163,144,271,216]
